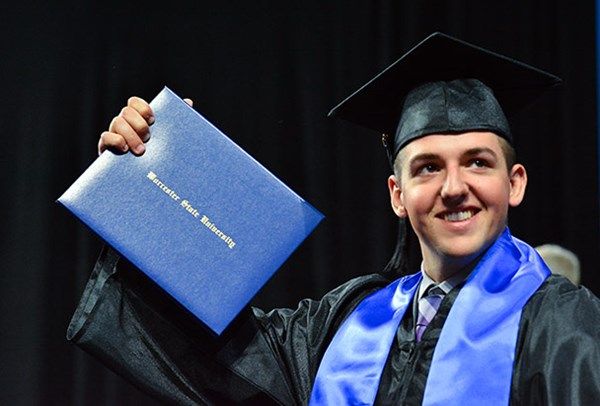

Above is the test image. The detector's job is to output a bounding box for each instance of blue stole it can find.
[309,229,550,405]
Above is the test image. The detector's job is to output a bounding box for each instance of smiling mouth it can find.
[439,209,479,222]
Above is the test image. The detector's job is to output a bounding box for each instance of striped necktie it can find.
[415,286,445,342]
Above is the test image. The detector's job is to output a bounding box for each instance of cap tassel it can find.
[382,133,395,168]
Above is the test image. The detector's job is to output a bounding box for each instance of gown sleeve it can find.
[67,246,387,405]
[512,275,600,405]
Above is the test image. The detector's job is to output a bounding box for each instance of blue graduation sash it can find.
[309,228,550,405]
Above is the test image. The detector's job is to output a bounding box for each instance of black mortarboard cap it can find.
[331,32,563,279]
[328,32,562,166]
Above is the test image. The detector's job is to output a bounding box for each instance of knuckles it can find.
[111,115,129,133]
[120,106,137,122]
[99,131,124,154]
[100,97,152,154]
[127,96,152,119]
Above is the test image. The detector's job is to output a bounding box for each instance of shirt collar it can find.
[418,264,471,299]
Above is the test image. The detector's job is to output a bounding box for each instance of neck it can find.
[422,254,481,283]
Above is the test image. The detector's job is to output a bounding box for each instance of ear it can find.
[388,174,407,217]
[508,164,527,207]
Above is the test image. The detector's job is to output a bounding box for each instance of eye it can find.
[416,163,440,175]
[469,158,488,168]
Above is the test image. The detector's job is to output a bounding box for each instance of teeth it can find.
[444,210,473,222]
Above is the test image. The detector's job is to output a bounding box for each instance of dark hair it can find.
[497,136,517,171]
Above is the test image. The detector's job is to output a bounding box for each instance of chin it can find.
[434,236,495,264]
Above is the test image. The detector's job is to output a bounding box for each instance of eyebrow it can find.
[463,147,498,159]
[408,153,440,167]
[406,147,499,171]
[408,147,498,164]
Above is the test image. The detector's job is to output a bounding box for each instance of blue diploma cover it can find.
[58,87,324,335]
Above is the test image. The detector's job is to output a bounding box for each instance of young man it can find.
[69,33,600,404]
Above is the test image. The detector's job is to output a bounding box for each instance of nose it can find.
[441,166,468,204]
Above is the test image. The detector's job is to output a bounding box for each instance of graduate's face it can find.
[387,132,527,273]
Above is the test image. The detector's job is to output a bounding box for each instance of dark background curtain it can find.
[1,1,598,404]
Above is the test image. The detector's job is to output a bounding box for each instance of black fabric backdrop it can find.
[1,1,598,404]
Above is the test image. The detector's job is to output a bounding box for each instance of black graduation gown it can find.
[67,246,600,405]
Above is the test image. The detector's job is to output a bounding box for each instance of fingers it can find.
[98,131,127,154]
[119,106,150,141]
[98,96,154,156]
[108,115,146,155]
[98,96,193,156]
[127,96,154,124]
